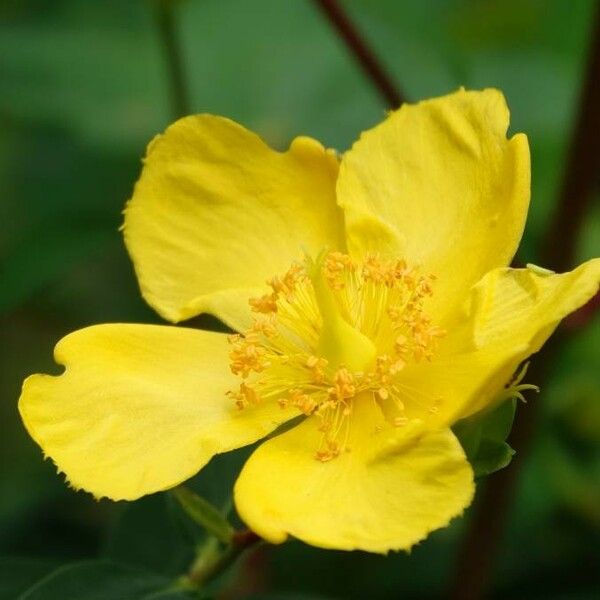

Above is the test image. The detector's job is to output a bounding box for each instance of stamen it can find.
[227,251,446,460]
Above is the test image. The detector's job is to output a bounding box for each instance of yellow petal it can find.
[399,346,525,426]
[124,115,344,331]
[19,324,296,500]
[234,396,474,553]
[467,259,600,351]
[337,88,530,321]
[400,259,600,424]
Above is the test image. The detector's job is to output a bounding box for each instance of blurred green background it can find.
[1,0,599,598]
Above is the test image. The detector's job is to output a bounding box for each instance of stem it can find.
[450,6,600,599]
[156,0,191,118]
[182,529,262,591]
[541,4,600,273]
[312,0,405,108]
[171,486,235,545]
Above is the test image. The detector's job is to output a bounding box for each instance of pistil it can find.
[307,252,377,373]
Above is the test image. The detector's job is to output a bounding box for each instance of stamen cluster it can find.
[227,252,445,461]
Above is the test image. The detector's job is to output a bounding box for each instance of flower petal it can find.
[234,396,474,553]
[400,259,600,424]
[19,324,296,500]
[337,88,530,321]
[124,115,344,330]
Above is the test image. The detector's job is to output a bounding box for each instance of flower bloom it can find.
[19,89,599,553]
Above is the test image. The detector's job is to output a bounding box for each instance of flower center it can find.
[227,251,445,461]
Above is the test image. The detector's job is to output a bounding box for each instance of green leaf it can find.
[13,560,191,600]
[453,398,517,477]
[0,558,60,600]
[171,487,234,545]
[471,439,516,477]
[103,494,193,577]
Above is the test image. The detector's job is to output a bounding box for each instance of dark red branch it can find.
[185,529,262,589]
[312,0,405,108]
[449,339,562,600]
[541,6,600,272]
[450,6,600,599]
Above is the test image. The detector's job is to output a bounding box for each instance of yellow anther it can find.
[395,335,409,356]
[329,368,356,402]
[387,305,402,323]
[282,389,318,415]
[393,259,411,280]
[306,355,328,383]
[306,355,319,368]
[228,382,260,410]
[268,263,305,301]
[317,419,332,433]
[389,359,405,375]
[250,319,278,337]
[316,446,340,462]
[323,251,355,289]
[228,335,268,378]
[249,293,278,314]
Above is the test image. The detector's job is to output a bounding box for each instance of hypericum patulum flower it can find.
[19,89,599,553]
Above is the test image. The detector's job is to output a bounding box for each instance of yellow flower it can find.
[19,89,599,553]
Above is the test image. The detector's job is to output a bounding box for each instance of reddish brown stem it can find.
[449,339,562,600]
[541,6,600,272]
[312,0,405,108]
[450,5,600,599]
[185,529,262,590]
